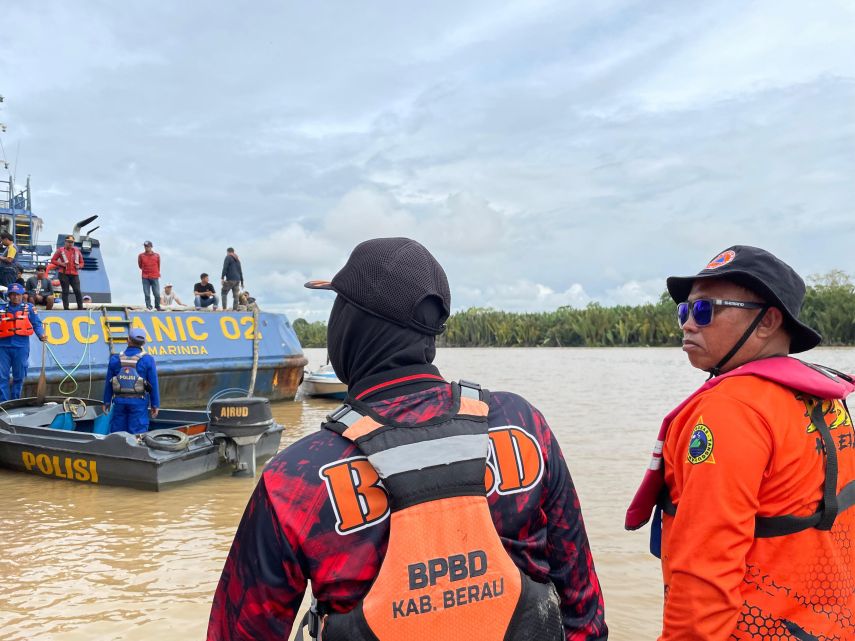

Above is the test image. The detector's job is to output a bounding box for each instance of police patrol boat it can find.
[0,174,307,407]
[0,396,282,489]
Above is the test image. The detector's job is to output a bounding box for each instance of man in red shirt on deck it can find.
[207,237,607,641]
[138,240,162,311]
[48,234,84,310]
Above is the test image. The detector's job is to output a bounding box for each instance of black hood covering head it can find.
[327,294,444,387]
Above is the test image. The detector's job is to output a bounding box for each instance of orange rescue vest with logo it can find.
[659,370,855,641]
[0,307,34,338]
[314,381,563,641]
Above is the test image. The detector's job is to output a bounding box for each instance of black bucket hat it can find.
[666,245,821,354]
[305,237,451,335]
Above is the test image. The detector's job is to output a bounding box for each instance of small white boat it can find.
[301,364,347,400]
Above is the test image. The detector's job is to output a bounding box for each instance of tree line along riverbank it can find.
[293,271,855,348]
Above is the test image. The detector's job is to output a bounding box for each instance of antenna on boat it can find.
[0,94,8,171]
[86,225,100,235]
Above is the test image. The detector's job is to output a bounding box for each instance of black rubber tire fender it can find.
[143,429,190,452]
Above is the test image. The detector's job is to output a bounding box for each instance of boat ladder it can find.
[100,305,133,353]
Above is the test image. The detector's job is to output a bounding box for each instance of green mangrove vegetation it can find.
[292,317,329,348]
[293,271,855,348]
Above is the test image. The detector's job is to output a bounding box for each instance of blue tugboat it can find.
[0,171,307,407]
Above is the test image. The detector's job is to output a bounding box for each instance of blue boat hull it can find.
[17,309,307,408]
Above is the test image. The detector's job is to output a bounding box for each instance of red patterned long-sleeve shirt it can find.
[208,378,607,641]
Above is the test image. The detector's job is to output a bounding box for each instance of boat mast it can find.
[0,95,35,249]
[0,93,11,213]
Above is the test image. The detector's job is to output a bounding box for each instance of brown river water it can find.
[3,346,854,640]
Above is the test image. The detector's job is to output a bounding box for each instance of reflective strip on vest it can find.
[367,433,489,478]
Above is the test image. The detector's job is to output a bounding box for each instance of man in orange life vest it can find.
[625,246,855,641]
[207,238,607,641]
[0,283,46,401]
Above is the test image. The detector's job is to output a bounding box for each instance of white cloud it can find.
[458,280,591,312]
[322,187,417,240]
[1,1,853,325]
[604,279,665,306]
[628,0,855,110]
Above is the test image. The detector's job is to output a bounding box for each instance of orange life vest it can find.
[313,381,563,641]
[0,307,34,338]
[658,371,855,640]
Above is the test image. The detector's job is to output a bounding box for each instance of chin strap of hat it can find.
[707,305,770,379]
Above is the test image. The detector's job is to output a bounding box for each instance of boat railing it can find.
[0,175,30,212]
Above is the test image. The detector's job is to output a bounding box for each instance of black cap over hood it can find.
[306,237,450,335]
[327,294,445,388]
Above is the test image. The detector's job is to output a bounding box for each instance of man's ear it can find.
[756,306,785,338]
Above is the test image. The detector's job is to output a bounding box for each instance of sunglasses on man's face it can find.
[677,298,767,327]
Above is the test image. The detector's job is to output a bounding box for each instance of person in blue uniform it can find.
[0,283,46,401]
[103,328,160,433]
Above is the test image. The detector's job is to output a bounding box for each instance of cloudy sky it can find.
[1,0,853,321]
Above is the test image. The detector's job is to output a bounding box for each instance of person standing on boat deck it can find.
[0,283,46,401]
[207,237,607,641]
[0,232,20,293]
[103,327,160,434]
[220,247,243,311]
[48,235,84,310]
[138,240,163,311]
[625,246,855,641]
[194,273,219,310]
[25,265,54,310]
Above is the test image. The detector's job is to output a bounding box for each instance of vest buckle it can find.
[327,404,352,424]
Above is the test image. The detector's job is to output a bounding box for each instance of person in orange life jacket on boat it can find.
[0,283,46,401]
[625,245,855,641]
[207,237,607,641]
[48,235,85,310]
[103,328,160,434]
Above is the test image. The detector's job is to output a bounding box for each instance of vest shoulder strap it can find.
[119,351,143,364]
[323,380,490,441]
[459,379,481,399]
[323,403,373,438]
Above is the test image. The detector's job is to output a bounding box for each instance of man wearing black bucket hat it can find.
[208,238,607,641]
[625,245,855,641]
